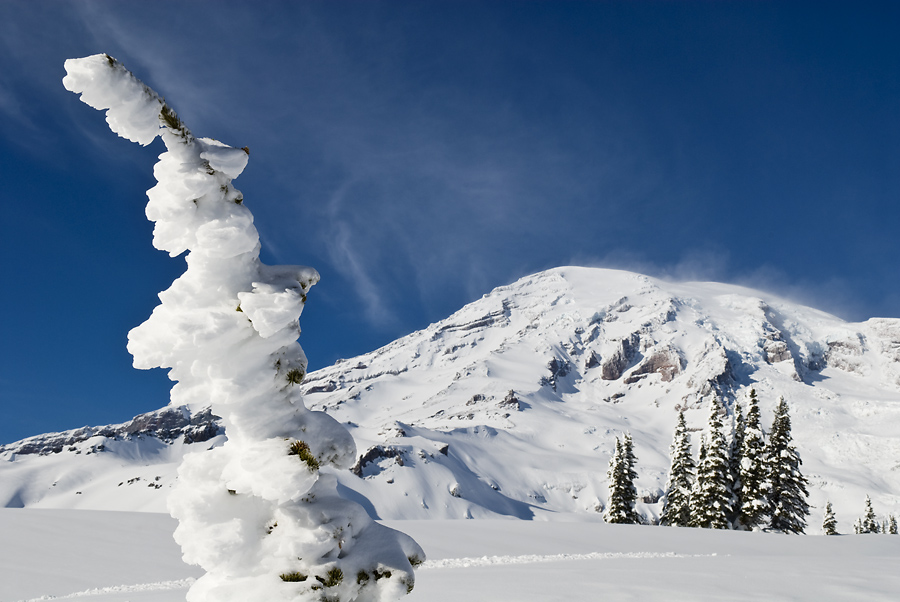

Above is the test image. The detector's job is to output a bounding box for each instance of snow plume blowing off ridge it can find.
[63,54,423,602]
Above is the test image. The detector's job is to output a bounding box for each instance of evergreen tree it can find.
[728,399,746,525]
[689,399,733,529]
[767,397,810,533]
[64,55,422,601]
[889,515,898,535]
[822,501,838,535]
[853,517,863,534]
[605,434,640,524]
[860,495,879,534]
[660,411,695,527]
[622,432,641,523]
[689,435,708,527]
[735,389,769,530]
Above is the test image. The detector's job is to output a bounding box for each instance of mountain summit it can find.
[3,267,899,528]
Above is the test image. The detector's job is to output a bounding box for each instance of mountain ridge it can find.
[3,267,899,530]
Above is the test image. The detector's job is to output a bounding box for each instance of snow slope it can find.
[3,267,900,530]
[3,509,900,601]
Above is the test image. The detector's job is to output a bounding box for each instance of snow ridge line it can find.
[15,578,195,601]
[419,551,717,569]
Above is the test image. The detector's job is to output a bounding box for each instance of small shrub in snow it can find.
[316,567,344,588]
[286,368,306,385]
[289,440,320,471]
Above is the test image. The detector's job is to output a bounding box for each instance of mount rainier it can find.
[3,267,899,530]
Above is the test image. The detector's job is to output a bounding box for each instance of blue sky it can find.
[1,1,899,444]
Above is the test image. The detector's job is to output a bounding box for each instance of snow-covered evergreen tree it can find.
[822,501,838,535]
[64,54,423,602]
[727,399,746,525]
[689,399,732,529]
[889,515,898,535]
[853,517,863,534]
[735,389,769,530]
[660,411,695,527]
[860,495,879,534]
[689,435,707,527]
[766,397,809,534]
[605,434,640,524]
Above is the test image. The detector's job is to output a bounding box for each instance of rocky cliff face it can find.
[2,267,899,529]
[0,406,222,457]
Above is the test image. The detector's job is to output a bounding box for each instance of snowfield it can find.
[5,267,900,531]
[3,509,900,601]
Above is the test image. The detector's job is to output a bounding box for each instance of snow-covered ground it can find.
[3,509,900,602]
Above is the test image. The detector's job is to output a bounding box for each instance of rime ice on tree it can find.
[64,54,423,602]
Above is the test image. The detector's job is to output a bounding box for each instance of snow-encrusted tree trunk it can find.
[689,399,732,530]
[766,397,809,534]
[64,54,423,602]
[660,411,694,527]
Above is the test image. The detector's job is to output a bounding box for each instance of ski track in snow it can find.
[13,552,716,600]
[419,550,717,569]
[15,579,195,601]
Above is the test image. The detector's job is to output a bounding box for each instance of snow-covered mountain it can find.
[3,267,900,530]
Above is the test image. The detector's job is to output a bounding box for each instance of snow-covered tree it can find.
[889,515,898,535]
[735,389,769,530]
[766,397,809,534]
[860,495,879,534]
[690,399,732,529]
[605,434,640,524]
[660,410,695,527]
[727,399,746,524]
[822,501,838,535]
[64,54,423,602]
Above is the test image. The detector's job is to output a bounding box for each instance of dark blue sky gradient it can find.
[1,1,899,443]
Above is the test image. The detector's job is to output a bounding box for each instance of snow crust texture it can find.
[61,55,422,601]
[5,511,900,602]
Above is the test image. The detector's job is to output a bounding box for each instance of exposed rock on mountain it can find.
[2,406,221,457]
[2,267,899,529]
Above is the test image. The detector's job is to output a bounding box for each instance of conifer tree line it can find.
[606,389,814,533]
[849,495,898,535]
[663,390,810,532]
